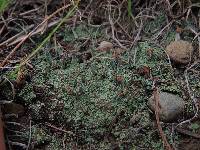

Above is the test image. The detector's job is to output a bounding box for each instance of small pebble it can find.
[166,40,193,64]
[148,92,185,122]
[97,41,113,51]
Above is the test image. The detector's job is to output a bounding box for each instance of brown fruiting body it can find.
[166,40,193,64]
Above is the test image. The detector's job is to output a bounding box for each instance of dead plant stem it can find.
[0,4,71,67]
[153,85,173,150]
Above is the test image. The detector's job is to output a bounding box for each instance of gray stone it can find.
[97,41,113,51]
[148,92,185,122]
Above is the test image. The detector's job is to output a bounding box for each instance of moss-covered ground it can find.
[2,12,200,150]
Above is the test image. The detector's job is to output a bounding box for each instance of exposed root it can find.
[153,81,173,150]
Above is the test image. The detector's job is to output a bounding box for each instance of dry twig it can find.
[26,120,32,150]
[0,4,71,67]
[108,1,126,50]
[176,127,200,139]
[131,19,143,65]
[152,20,174,40]
[45,122,74,135]
[176,61,200,127]
[153,82,173,150]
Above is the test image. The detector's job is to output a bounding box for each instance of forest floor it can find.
[0,0,200,150]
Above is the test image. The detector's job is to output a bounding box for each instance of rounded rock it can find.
[166,40,193,64]
[148,92,185,122]
[97,41,113,51]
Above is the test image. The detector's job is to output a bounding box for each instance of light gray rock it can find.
[148,92,185,122]
[97,41,113,51]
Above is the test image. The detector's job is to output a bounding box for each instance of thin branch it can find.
[0,4,71,67]
[176,61,200,127]
[153,83,173,150]
[45,122,74,135]
[26,120,32,150]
